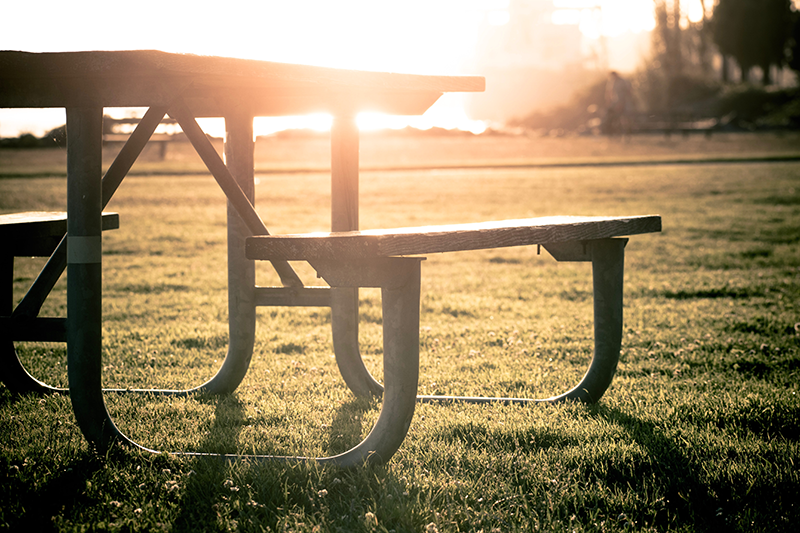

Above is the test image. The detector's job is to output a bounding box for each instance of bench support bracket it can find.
[417,238,627,405]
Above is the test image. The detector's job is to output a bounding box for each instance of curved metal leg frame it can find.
[415,237,627,405]
[0,104,257,398]
[73,256,422,467]
[104,110,257,397]
[331,288,384,397]
[542,237,626,403]
[328,113,384,399]
[2,106,169,396]
[1,343,66,394]
[174,110,256,395]
[2,251,66,394]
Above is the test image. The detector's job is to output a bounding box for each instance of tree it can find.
[788,6,800,73]
[653,0,684,80]
[711,0,794,84]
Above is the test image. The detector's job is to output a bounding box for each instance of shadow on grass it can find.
[0,445,107,531]
[171,394,247,530]
[439,418,580,452]
[191,394,247,455]
[593,404,796,532]
[326,397,376,456]
[169,394,381,530]
[433,402,797,531]
[590,405,722,530]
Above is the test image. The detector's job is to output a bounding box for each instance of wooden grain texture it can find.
[0,50,484,116]
[0,211,119,238]
[0,211,119,258]
[245,215,662,261]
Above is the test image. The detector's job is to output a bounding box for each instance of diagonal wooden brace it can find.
[12,106,169,321]
[168,99,303,288]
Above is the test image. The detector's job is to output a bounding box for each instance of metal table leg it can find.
[330,114,383,398]
[186,109,257,395]
[2,107,167,396]
[321,258,421,465]
[65,106,127,449]
[549,237,626,402]
[416,238,627,405]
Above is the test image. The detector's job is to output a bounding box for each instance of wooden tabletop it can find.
[245,215,663,261]
[0,50,484,117]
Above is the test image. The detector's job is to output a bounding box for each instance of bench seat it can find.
[2,211,121,390]
[245,215,661,261]
[1,211,120,257]
[242,214,661,468]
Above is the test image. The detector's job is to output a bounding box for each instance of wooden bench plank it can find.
[246,215,661,261]
[0,317,67,342]
[0,211,119,256]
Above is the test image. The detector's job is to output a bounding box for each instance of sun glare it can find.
[2,0,492,136]
[2,0,661,137]
[552,0,656,37]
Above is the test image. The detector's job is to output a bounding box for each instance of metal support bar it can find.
[65,105,127,451]
[1,255,10,318]
[0,317,67,342]
[254,287,332,307]
[188,108,257,395]
[13,106,169,320]
[168,99,303,288]
[329,113,383,397]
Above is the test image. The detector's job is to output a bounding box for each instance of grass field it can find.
[1,133,799,532]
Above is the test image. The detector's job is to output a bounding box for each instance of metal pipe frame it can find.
[30,103,418,465]
[416,237,628,405]
[69,224,423,466]
[9,101,628,467]
[2,106,168,395]
[330,113,384,397]
[113,103,300,396]
[320,115,628,406]
[1,103,292,398]
[320,237,627,406]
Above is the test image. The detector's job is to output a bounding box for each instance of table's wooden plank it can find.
[0,50,484,91]
[0,211,119,257]
[245,215,662,261]
[0,211,119,236]
[0,50,484,116]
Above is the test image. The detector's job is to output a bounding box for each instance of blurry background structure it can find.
[487,0,800,135]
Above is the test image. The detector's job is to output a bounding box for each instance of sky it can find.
[1,0,663,137]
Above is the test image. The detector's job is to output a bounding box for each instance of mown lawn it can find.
[1,138,799,532]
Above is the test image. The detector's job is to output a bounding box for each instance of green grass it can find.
[1,143,799,531]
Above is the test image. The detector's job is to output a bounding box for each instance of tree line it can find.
[709,0,799,84]
[653,0,800,85]
[512,0,800,134]
[642,0,800,120]
[653,0,799,86]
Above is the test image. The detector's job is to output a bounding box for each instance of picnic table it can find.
[1,50,660,466]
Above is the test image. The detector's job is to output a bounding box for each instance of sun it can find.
[2,1,672,137]
[1,1,492,136]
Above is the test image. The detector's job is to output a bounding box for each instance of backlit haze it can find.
[0,0,666,139]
